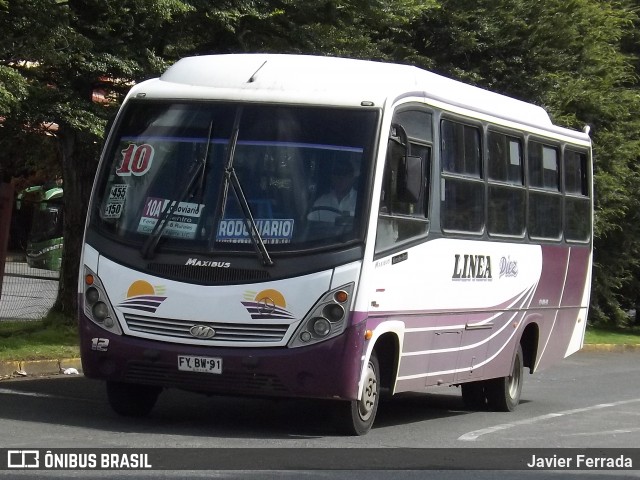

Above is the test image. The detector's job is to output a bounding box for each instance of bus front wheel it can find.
[106,381,162,417]
[334,351,380,436]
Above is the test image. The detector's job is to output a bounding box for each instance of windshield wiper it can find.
[220,109,273,266]
[140,121,214,260]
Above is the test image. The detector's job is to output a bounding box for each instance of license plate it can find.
[178,355,222,374]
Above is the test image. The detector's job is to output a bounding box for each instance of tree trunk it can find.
[53,125,100,323]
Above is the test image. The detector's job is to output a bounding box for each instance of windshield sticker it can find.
[116,143,155,176]
[103,184,128,219]
[242,289,295,320]
[216,219,294,244]
[137,196,204,240]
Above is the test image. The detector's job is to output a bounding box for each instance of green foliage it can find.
[0,66,27,116]
[173,0,435,59]
[411,0,640,325]
[2,0,640,326]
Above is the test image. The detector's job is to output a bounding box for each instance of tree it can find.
[1,0,432,320]
[4,0,640,326]
[411,0,640,325]
[1,0,192,320]
[172,0,435,60]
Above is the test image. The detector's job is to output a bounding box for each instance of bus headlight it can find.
[312,318,331,337]
[86,286,100,304]
[83,266,122,335]
[92,302,109,321]
[288,283,353,348]
[323,303,345,322]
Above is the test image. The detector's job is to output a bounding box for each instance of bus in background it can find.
[78,55,592,435]
[18,183,64,271]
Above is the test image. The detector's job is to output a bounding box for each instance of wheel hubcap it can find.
[358,360,378,421]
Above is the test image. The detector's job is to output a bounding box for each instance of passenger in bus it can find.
[307,161,356,222]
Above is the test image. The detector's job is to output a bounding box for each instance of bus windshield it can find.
[91,102,378,255]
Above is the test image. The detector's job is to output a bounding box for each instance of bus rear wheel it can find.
[461,381,488,410]
[461,344,524,412]
[486,344,524,412]
[334,351,379,436]
[106,381,162,417]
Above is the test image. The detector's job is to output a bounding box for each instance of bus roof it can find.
[128,54,590,142]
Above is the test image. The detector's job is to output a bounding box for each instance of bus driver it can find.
[307,161,356,222]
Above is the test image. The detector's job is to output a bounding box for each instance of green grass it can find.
[0,316,638,363]
[584,324,640,345]
[0,314,80,362]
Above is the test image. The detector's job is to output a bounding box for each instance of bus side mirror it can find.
[389,122,423,203]
[397,154,423,203]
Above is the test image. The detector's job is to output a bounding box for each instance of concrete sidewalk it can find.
[0,344,638,381]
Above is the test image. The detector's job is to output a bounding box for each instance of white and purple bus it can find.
[79,54,593,435]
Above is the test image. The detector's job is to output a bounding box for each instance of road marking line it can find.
[0,388,60,399]
[458,398,640,441]
[565,428,640,437]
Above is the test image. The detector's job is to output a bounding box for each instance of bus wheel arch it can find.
[373,332,401,398]
[520,322,540,374]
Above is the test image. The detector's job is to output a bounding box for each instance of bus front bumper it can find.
[78,312,367,402]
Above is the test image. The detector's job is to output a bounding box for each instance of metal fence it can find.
[0,253,59,321]
[0,188,61,321]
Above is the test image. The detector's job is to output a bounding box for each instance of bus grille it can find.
[123,313,290,344]
[124,361,289,394]
[146,263,271,285]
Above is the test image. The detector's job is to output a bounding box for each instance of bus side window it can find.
[440,119,484,234]
[487,131,525,237]
[528,141,562,240]
[375,107,432,254]
[564,149,591,242]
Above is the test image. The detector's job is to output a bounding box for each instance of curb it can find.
[0,358,82,380]
[581,343,640,352]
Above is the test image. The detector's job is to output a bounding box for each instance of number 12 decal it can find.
[116,144,155,176]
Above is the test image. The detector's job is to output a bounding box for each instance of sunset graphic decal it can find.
[242,289,294,320]
[117,280,167,313]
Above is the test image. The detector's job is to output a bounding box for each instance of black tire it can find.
[106,381,162,417]
[486,344,524,412]
[334,351,380,436]
[461,381,488,410]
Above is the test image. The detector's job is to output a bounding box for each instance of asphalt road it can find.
[0,350,639,479]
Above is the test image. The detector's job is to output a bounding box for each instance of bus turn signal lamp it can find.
[334,290,348,303]
[289,282,354,348]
